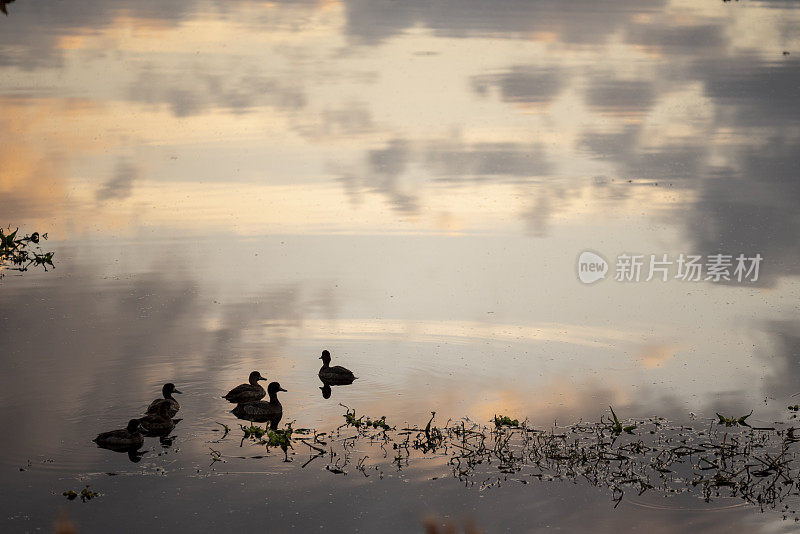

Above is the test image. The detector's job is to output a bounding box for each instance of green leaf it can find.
[610,406,620,426]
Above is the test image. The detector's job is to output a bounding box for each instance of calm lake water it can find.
[2,0,800,532]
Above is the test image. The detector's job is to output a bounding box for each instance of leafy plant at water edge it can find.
[0,227,53,277]
[609,406,636,435]
[494,415,520,428]
[340,404,393,431]
[240,424,266,439]
[716,410,752,427]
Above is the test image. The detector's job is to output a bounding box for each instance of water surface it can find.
[1,0,800,531]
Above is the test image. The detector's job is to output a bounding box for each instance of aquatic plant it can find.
[494,415,520,428]
[608,406,636,435]
[340,404,394,431]
[209,447,224,465]
[214,421,230,439]
[240,424,267,439]
[0,227,53,278]
[150,402,800,521]
[261,423,294,461]
[237,405,796,520]
[716,410,752,427]
[62,486,99,502]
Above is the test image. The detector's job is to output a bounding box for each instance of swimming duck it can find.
[231,381,286,421]
[318,350,357,385]
[93,419,144,451]
[222,371,267,403]
[146,383,182,417]
[138,402,175,436]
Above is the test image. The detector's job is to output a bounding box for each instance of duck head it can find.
[319,350,332,366]
[163,383,182,397]
[267,381,287,397]
[126,419,141,433]
[248,371,267,385]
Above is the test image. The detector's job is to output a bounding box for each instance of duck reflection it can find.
[319,380,332,399]
[125,449,146,462]
[146,383,181,417]
[231,381,285,427]
[223,371,267,403]
[158,435,177,448]
[319,376,355,399]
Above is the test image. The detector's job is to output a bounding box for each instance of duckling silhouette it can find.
[138,402,175,436]
[318,350,357,385]
[146,383,182,417]
[223,371,267,403]
[93,419,144,451]
[231,382,286,423]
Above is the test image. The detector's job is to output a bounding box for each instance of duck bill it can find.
[173,389,183,394]
[279,387,287,392]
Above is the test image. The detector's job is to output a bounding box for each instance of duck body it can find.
[223,371,267,403]
[93,419,144,451]
[146,383,181,417]
[138,403,175,436]
[231,382,286,422]
[318,350,357,385]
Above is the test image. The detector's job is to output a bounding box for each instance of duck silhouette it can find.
[146,383,181,417]
[223,371,267,403]
[93,419,144,451]
[231,381,286,423]
[318,350,357,385]
[138,402,175,436]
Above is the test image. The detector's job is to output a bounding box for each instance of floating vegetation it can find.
[214,421,230,439]
[716,411,752,427]
[0,227,53,278]
[609,406,636,434]
[266,424,293,448]
[223,405,800,520]
[236,421,295,460]
[62,486,99,502]
[265,423,294,461]
[340,404,393,431]
[240,424,267,439]
[209,447,224,466]
[494,415,520,428]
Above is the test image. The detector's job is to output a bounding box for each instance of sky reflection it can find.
[1,0,800,531]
